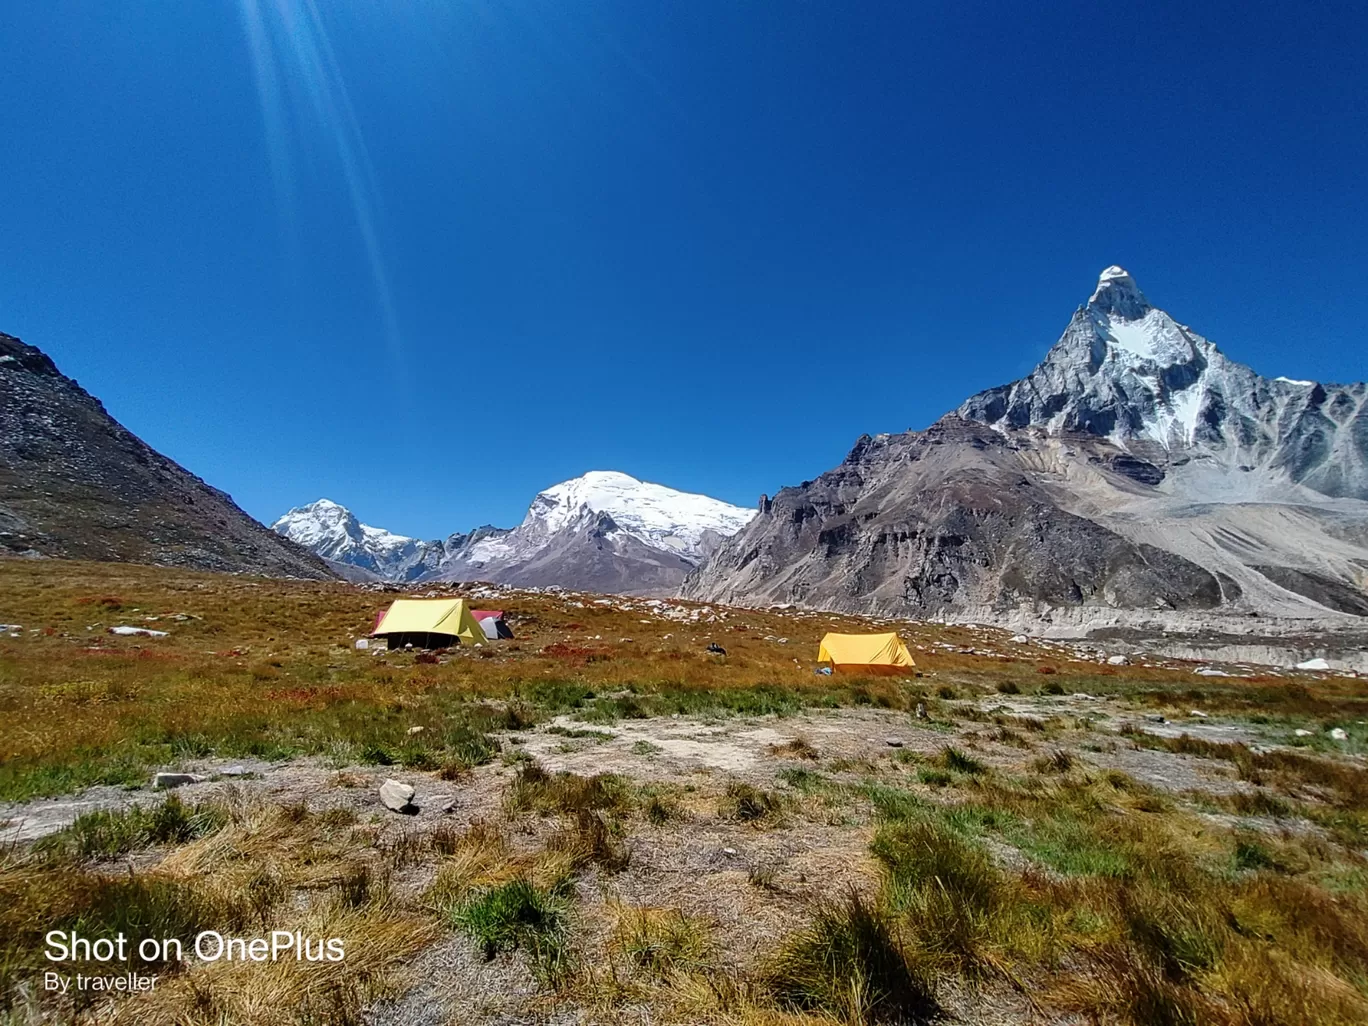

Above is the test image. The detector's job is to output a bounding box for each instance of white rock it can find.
[1329,728,1349,741]
[1189,710,1209,718]
[1106,655,1129,666]
[1011,634,1029,644]
[109,625,169,638]
[1294,729,1313,737]
[407,725,425,735]
[379,779,416,812]
[355,638,369,650]
[1295,658,1331,671]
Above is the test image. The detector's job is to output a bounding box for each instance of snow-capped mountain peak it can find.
[957,267,1368,499]
[276,472,755,592]
[272,499,436,579]
[522,470,754,558]
[1088,265,1151,320]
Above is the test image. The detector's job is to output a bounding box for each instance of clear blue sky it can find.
[2,1,1365,540]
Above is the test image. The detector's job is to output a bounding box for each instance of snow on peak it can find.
[273,498,416,560]
[525,470,755,558]
[1088,265,1151,322]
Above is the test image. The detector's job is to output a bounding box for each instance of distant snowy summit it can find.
[271,499,442,582]
[274,472,755,594]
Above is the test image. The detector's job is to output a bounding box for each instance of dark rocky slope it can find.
[0,331,333,578]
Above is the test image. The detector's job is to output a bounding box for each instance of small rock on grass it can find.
[1330,728,1349,741]
[886,738,905,748]
[379,779,417,813]
[153,772,203,790]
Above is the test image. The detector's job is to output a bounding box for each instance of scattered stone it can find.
[109,625,169,638]
[1296,657,1331,671]
[218,765,250,777]
[886,738,904,748]
[407,725,425,735]
[1294,729,1313,737]
[722,847,737,857]
[153,772,202,789]
[436,797,457,814]
[1143,714,1167,724]
[354,638,369,650]
[1011,634,1029,644]
[379,779,417,813]
[1106,655,1129,666]
[1329,728,1349,741]
[915,702,928,720]
[1189,710,1209,718]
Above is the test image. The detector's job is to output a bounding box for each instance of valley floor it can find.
[1,560,1366,1025]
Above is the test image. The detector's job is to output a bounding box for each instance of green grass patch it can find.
[448,878,572,985]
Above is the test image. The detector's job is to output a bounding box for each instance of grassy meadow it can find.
[1,559,1367,1025]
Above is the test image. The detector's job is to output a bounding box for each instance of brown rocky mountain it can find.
[683,269,1368,628]
[0,331,333,578]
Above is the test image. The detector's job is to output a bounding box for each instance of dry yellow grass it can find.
[5,558,1368,1025]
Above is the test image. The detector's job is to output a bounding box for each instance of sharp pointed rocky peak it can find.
[1088,265,1150,321]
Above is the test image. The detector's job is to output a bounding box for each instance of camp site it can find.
[3,559,1367,1026]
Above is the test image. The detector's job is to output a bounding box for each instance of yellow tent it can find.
[817,632,916,671]
[372,598,487,649]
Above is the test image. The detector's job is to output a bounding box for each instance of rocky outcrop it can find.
[685,269,1368,621]
[0,331,333,578]
[685,419,1226,617]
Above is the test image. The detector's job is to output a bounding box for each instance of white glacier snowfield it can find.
[273,471,755,584]
[527,471,754,557]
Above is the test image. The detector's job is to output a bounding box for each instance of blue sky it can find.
[2,1,1365,540]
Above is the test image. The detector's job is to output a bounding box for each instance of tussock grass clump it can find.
[505,763,631,817]
[610,904,716,979]
[769,735,820,760]
[873,818,1006,978]
[449,878,572,985]
[720,782,786,824]
[765,888,939,1025]
[937,746,986,776]
[36,795,226,860]
[1031,749,1074,775]
[548,810,631,873]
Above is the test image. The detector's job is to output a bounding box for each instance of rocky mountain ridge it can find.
[276,471,754,595]
[684,268,1368,625]
[0,331,333,578]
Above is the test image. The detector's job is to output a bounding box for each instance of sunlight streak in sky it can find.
[235,0,407,374]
